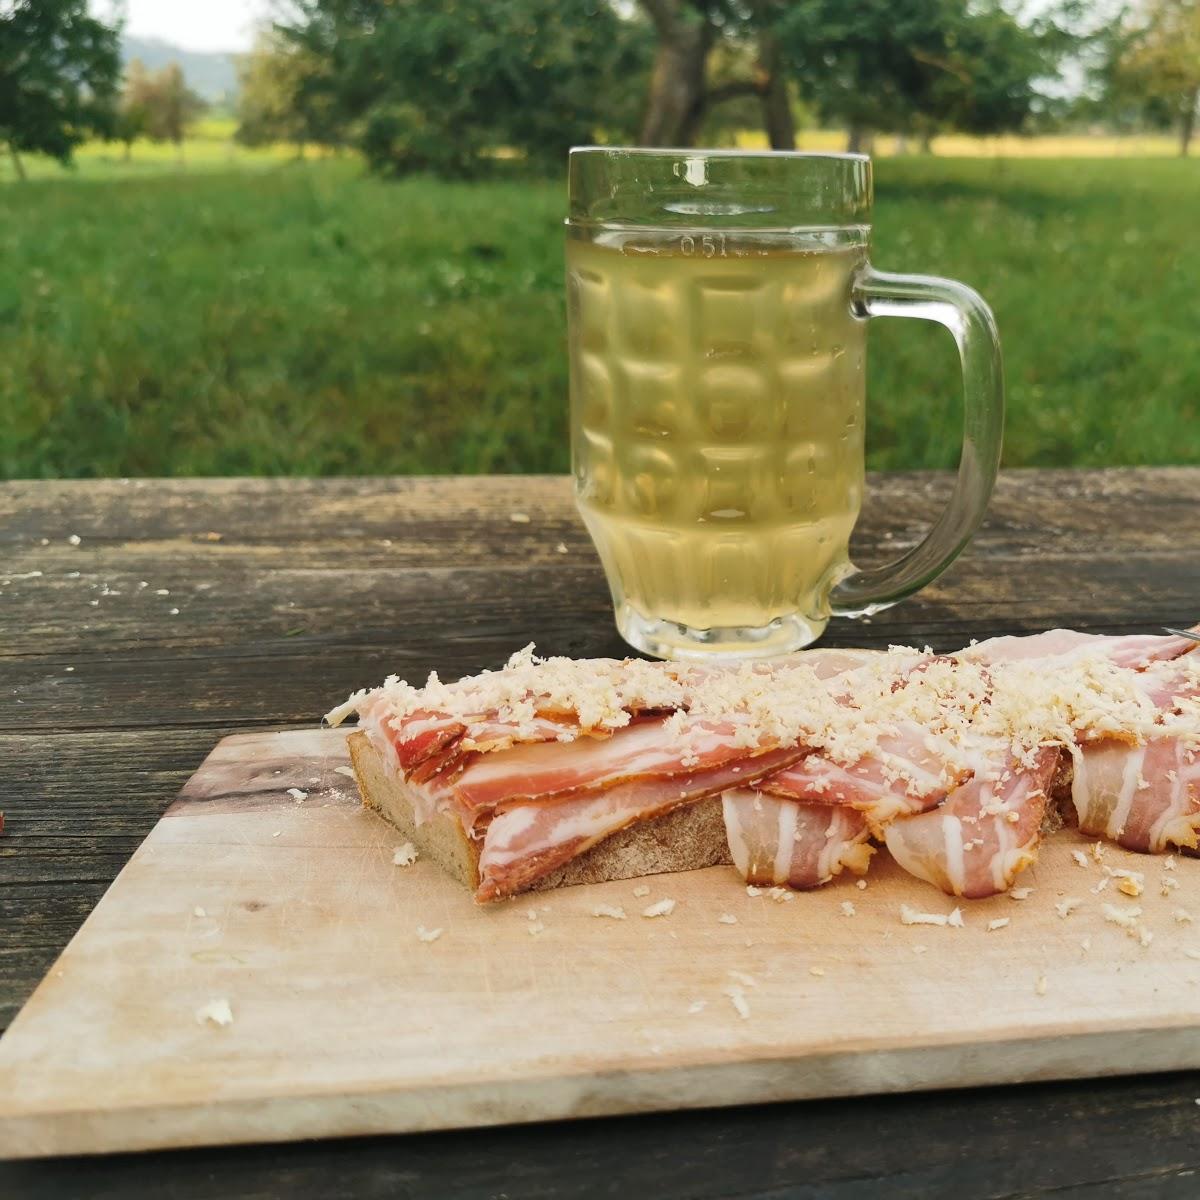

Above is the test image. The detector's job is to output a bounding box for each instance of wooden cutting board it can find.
[4,728,1200,1160]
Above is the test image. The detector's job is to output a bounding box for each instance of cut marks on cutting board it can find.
[3,727,1200,1160]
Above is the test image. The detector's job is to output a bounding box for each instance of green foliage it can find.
[280,0,653,177]
[775,0,1076,138]
[1,157,1199,479]
[115,59,153,150]
[235,30,342,151]
[116,60,206,151]
[144,63,206,146]
[1106,0,1200,152]
[0,0,121,170]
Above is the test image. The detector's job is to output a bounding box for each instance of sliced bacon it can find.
[884,745,1061,898]
[365,705,586,790]
[406,740,469,786]
[401,714,603,786]
[388,712,576,772]
[757,723,971,828]
[1128,658,1200,714]
[1068,654,1200,853]
[438,715,786,829]
[456,713,585,753]
[749,652,950,815]
[721,789,873,889]
[963,626,1200,670]
[791,647,888,680]
[337,622,1200,903]
[1070,737,1200,853]
[476,745,805,901]
[384,711,468,771]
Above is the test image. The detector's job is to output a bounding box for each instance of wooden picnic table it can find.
[2,468,1200,1199]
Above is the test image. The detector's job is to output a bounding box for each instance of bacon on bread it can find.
[328,626,1200,902]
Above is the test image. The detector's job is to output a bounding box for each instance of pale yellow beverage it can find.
[568,234,867,653]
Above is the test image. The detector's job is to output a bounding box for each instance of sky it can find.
[89,1,273,53]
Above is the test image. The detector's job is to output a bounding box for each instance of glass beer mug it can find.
[566,148,1003,660]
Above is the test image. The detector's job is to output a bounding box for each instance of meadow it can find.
[0,117,330,184]
[1,143,1197,478]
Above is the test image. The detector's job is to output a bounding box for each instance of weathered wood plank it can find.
[2,550,1196,732]
[0,475,581,544]
[0,563,613,660]
[2,1072,1200,1199]
[3,471,1196,671]
[2,469,1198,559]
[2,542,1198,661]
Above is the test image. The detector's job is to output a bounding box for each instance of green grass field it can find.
[1,152,1197,478]
[0,118,329,185]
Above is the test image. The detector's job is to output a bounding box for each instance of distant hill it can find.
[122,36,239,104]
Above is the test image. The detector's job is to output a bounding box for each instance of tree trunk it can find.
[123,139,132,162]
[920,130,935,155]
[1180,88,1198,157]
[755,31,795,151]
[846,124,874,154]
[638,1,711,147]
[8,141,26,181]
[677,79,710,147]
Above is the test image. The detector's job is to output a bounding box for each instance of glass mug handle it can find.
[828,267,1005,617]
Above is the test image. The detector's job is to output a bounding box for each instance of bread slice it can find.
[1044,751,1075,835]
[347,730,731,897]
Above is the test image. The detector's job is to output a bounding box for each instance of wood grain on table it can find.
[3,470,1200,1198]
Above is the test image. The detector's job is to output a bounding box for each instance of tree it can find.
[637,1,797,149]
[141,63,206,157]
[235,29,342,154]
[0,0,121,179]
[1110,0,1200,155]
[115,58,153,160]
[775,0,1076,152]
[918,3,1080,139]
[112,61,206,160]
[281,0,651,178]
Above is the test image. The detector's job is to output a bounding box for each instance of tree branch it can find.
[909,47,973,86]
